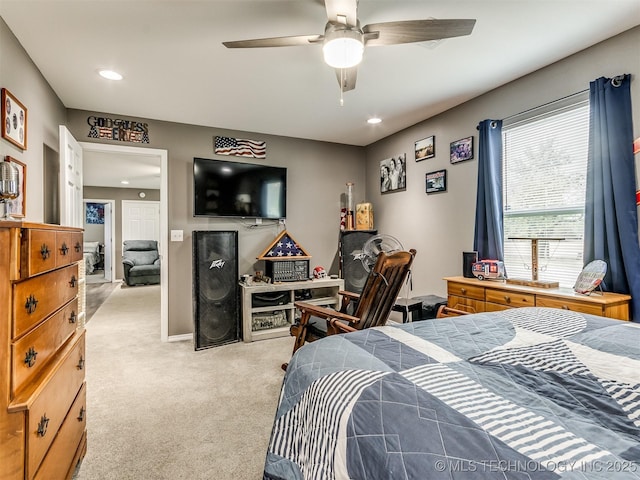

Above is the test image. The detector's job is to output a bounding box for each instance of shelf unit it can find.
[240,278,344,342]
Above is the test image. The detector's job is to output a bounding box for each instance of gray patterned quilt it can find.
[264,307,640,479]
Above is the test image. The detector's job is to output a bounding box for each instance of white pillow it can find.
[83,241,100,253]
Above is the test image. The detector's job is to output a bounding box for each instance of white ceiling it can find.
[80,150,162,190]
[1,0,639,187]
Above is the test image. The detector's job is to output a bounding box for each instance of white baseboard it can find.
[167,333,192,343]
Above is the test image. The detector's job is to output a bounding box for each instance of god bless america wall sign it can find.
[87,116,149,143]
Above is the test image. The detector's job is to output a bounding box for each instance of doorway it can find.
[79,142,169,342]
[83,199,115,283]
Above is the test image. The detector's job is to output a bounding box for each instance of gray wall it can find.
[0,17,66,220]
[66,112,366,335]
[83,187,161,279]
[3,13,639,336]
[365,26,640,300]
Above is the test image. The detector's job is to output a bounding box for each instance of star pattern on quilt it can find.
[469,339,593,377]
[265,308,640,480]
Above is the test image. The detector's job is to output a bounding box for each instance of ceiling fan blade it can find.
[324,0,358,27]
[335,66,357,92]
[363,19,476,46]
[223,34,322,49]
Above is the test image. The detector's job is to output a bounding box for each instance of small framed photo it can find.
[5,156,26,217]
[415,136,435,161]
[426,169,447,194]
[1,88,28,150]
[450,136,473,164]
[380,153,406,193]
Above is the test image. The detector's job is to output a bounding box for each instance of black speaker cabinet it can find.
[193,231,239,350]
[463,251,478,278]
[339,230,377,293]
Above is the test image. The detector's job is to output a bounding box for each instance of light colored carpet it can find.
[75,283,292,480]
[85,281,119,322]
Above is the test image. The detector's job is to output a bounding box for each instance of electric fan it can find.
[360,234,404,272]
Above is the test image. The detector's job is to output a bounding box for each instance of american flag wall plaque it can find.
[214,136,266,159]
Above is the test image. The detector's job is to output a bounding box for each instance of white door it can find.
[122,200,160,247]
[59,126,83,227]
[103,202,113,281]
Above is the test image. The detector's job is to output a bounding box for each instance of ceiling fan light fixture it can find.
[323,30,364,69]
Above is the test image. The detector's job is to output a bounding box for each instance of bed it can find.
[264,307,640,479]
[83,241,101,274]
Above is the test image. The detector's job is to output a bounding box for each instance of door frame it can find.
[79,142,169,342]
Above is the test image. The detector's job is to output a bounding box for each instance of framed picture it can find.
[5,156,26,217]
[450,136,474,164]
[85,202,105,224]
[1,88,28,150]
[415,136,435,161]
[380,153,406,193]
[426,169,447,194]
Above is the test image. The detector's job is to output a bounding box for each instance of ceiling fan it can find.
[223,0,475,94]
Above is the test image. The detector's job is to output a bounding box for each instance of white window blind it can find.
[502,97,589,287]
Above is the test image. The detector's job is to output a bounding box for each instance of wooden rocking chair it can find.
[283,248,416,370]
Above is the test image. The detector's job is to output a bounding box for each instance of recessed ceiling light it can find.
[98,69,123,81]
[120,180,130,185]
[367,117,382,125]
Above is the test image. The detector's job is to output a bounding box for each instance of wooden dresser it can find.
[444,276,631,320]
[0,222,87,480]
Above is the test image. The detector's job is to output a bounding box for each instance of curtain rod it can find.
[501,88,589,122]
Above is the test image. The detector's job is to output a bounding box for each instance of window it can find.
[502,95,589,287]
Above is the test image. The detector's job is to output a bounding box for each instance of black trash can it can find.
[411,295,448,320]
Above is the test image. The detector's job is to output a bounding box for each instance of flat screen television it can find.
[193,157,287,219]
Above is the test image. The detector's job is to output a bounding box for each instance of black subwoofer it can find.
[193,231,239,350]
[463,251,478,278]
[339,230,377,293]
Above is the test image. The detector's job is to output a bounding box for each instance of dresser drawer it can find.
[12,298,79,396]
[22,229,58,277]
[447,281,485,301]
[536,296,603,316]
[71,231,84,264]
[485,288,535,308]
[25,332,85,480]
[448,295,485,314]
[56,231,83,267]
[33,382,86,480]
[13,264,79,338]
[484,302,512,312]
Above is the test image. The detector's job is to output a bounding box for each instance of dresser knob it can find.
[40,244,50,260]
[37,415,50,437]
[562,305,569,310]
[25,294,38,314]
[504,296,511,304]
[60,242,69,256]
[461,288,466,294]
[24,347,38,368]
[77,356,85,371]
[74,241,82,253]
[69,275,77,288]
[69,310,77,324]
[77,407,85,422]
